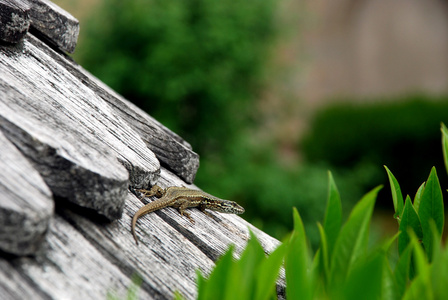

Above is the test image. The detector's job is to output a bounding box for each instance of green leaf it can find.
[381,256,398,300]
[317,223,330,284]
[441,123,448,175]
[198,245,235,300]
[323,171,342,255]
[418,167,444,261]
[285,207,313,300]
[413,182,425,213]
[196,270,207,300]
[430,223,448,300]
[127,274,142,300]
[394,243,412,299]
[329,186,381,287]
[381,232,400,253]
[398,196,422,256]
[342,252,384,300]
[173,291,185,300]
[385,166,404,221]
[234,230,266,300]
[403,232,432,300]
[254,242,287,300]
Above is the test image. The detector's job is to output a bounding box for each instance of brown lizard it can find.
[131,185,245,244]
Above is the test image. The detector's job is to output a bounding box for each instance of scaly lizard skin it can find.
[131,185,245,244]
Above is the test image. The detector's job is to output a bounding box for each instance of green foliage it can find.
[196,124,448,300]
[418,168,444,261]
[398,196,422,256]
[285,208,313,300]
[328,186,381,288]
[301,97,448,201]
[322,172,342,255]
[195,231,286,300]
[78,0,278,154]
[385,165,404,220]
[386,165,444,262]
[198,142,381,246]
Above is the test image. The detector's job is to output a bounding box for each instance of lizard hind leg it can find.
[199,205,213,218]
[180,210,195,224]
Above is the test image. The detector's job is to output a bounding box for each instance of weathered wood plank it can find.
[0,0,30,43]
[0,36,160,220]
[0,130,53,255]
[25,0,79,53]
[58,192,217,299]
[0,260,50,299]
[4,214,158,299]
[0,167,285,299]
[25,34,200,184]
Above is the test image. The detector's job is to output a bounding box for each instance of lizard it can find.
[131,185,245,245]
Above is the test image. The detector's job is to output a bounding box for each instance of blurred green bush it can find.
[196,139,380,247]
[78,1,448,245]
[301,96,448,207]
[78,0,277,154]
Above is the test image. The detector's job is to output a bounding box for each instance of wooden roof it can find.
[0,0,284,299]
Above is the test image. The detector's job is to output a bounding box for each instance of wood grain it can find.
[26,34,200,184]
[0,130,53,255]
[0,35,160,220]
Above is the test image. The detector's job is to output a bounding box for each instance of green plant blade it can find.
[285,207,313,300]
[413,182,425,213]
[381,256,398,300]
[198,245,235,300]
[196,270,207,300]
[341,252,384,300]
[323,171,342,256]
[173,291,185,300]
[329,186,381,287]
[233,230,267,300]
[402,232,432,300]
[254,242,287,300]
[431,222,448,300]
[385,166,404,221]
[317,222,330,284]
[394,243,412,298]
[398,196,422,256]
[441,123,448,175]
[418,167,444,261]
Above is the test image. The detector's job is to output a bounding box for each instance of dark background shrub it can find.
[301,96,448,208]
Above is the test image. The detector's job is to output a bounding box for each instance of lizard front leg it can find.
[135,185,165,199]
[176,200,196,224]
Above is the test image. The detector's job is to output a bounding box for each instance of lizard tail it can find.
[131,214,139,245]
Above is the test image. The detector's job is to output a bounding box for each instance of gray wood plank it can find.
[57,192,217,299]
[0,260,51,300]
[0,35,160,220]
[6,214,158,300]
[0,0,30,43]
[25,34,200,184]
[0,130,53,255]
[25,0,79,53]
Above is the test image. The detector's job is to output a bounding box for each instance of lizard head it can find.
[209,200,245,214]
